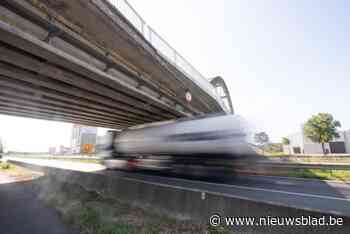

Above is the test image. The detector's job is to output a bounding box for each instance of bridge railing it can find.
[106,0,227,111]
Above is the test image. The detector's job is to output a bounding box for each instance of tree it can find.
[303,113,341,155]
[282,137,290,145]
[254,132,269,155]
[282,137,291,155]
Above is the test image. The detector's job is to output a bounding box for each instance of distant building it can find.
[49,145,72,155]
[59,145,71,155]
[71,125,97,153]
[48,146,56,155]
[284,126,350,154]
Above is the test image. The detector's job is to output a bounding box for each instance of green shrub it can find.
[0,162,10,170]
[76,206,136,234]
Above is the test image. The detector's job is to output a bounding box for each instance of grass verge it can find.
[0,161,11,170]
[6,155,103,164]
[264,154,350,163]
[286,169,350,182]
[0,161,42,178]
[36,177,231,234]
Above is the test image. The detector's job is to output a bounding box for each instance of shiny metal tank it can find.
[114,114,254,157]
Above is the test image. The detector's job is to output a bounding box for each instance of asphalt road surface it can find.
[101,169,350,217]
[0,172,78,234]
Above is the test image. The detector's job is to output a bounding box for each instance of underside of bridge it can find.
[0,0,226,129]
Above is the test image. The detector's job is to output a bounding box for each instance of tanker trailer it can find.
[104,114,255,172]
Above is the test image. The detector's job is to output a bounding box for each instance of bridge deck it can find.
[0,0,224,129]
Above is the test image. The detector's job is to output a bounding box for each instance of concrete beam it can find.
[0,20,188,118]
[0,109,119,128]
[0,45,172,120]
[0,95,135,126]
[90,0,214,113]
[0,78,148,124]
[0,104,126,128]
[0,60,163,122]
[2,0,221,114]
[0,90,143,124]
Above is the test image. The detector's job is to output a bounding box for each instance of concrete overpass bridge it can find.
[0,0,233,129]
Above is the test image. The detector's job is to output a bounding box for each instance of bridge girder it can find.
[0,0,225,129]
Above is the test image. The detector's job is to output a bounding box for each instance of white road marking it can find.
[275,181,294,185]
[132,173,350,202]
[245,174,350,185]
[214,183,350,202]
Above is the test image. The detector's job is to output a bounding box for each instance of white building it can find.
[71,125,97,153]
[284,127,350,154]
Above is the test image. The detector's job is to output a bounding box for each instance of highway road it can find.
[7,157,350,218]
[101,170,350,217]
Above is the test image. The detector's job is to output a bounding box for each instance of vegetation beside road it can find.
[303,113,341,155]
[36,177,230,234]
[0,161,11,170]
[5,154,103,164]
[0,161,42,179]
[241,167,350,182]
[236,154,350,181]
[263,154,350,163]
[265,152,289,157]
[289,157,350,164]
[286,169,350,182]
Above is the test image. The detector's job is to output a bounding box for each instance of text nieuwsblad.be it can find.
[224,216,343,226]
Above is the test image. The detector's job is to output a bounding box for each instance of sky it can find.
[1,0,350,151]
[0,115,110,152]
[126,0,350,136]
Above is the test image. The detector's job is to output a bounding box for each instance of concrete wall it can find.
[283,132,304,154]
[304,143,328,154]
[345,130,350,153]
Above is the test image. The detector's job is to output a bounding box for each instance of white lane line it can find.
[128,173,350,202]
[275,181,294,185]
[245,174,350,185]
[213,183,350,202]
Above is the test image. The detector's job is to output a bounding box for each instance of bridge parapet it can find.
[106,0,227,112]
